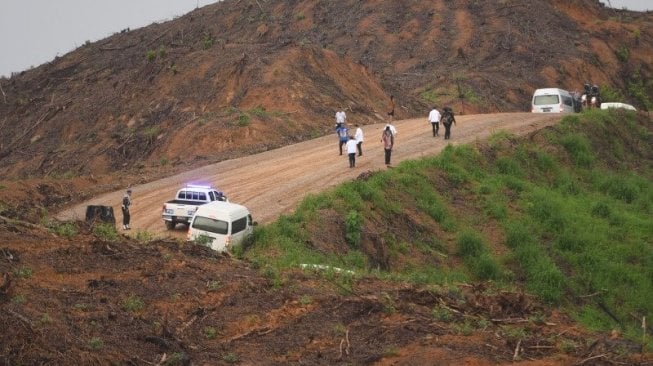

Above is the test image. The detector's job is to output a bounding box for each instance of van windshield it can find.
[192,216,228,235]
[534,95,560,105]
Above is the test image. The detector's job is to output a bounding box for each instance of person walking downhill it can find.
[428,106,441,137]
[121,188,132,230]
[346,135,358,168]
[354,124,364,156]
[381,125,394,166]
[442,107,457,140]
[336,124,349,155]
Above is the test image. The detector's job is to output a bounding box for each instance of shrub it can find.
[344,210,362,248]
[123,294,145,312]
[93,223,119,242]
[146,50,156,62]
[456,230,484,258]
[50,222,78,239]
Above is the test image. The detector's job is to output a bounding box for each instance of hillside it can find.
[2,110,651,365]
[0,0,652,182]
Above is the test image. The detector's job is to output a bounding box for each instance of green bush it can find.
[456,230,484,258]
[93,223,119,242]
[345,210,362,248]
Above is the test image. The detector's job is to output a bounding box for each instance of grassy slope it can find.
[244,109,653,345]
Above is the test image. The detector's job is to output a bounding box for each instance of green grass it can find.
[244,109,652,344]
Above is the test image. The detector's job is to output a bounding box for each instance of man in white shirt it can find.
[346,136,358,168]
[354,124,364,156]
[428,106,441,137]
[335,110,346,128]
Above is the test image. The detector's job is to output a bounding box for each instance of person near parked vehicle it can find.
[335,109,346,128]
[121,188,132,230]
[428,106,441,137]
[336,124,349,155]
[381,125,394,165]
[346,135,358,168]
[442,107,457,140]
[354,124,364,156]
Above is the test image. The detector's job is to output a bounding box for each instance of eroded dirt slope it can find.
[0,0,651,181]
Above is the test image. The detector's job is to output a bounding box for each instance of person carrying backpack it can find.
[442,107,457,140]
[336,124,349,155]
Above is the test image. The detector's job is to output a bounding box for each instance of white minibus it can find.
[187,201,254,252]
[531,88,575,113]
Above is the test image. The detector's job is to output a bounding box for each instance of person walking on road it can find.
[428,106,441,137]
[354,124,364,156]
[442,107,457,140]
[381,125,394,165]
[121,188,132,230]
[335,109,346,128]
[336,124,349,155]
[346,135,358,168]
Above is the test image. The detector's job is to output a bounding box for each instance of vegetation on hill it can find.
[244,109,653,346]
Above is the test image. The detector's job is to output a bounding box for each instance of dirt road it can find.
[57,113,560,238]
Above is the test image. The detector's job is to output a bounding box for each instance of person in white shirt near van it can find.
[354,124,364,156]
[428,106,441,137]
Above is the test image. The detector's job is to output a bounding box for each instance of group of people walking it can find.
[428,105,456,140]
[335,109,397,168]
[335,104,456,168]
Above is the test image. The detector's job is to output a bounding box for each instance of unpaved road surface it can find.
[57,113,560,238]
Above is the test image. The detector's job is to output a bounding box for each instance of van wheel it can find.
[165,221,176,230]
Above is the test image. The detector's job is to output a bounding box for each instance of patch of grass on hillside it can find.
[245,109,652,345]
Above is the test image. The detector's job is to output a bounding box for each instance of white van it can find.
[187,201,254,252]
[531,88,575,113]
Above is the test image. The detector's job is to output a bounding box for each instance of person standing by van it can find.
[381,125,394,165]
[336,124,349,155]
[346,135,358,168]
[121,188,132,230]
[428,106,441,137]
[354,124,364,156]
[442,107,456,140]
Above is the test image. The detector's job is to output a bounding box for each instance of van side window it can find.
[178,191,186,199]
[232,216,248,234]
[199,192,207,201]
[208,191,215,201]
[192,216,228,235]
[562,95,573,106]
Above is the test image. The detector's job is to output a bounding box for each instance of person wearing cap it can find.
[121,189,132,230]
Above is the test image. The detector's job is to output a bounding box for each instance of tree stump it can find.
[85,205,115,226]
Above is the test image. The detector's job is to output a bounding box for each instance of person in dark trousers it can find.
[354,124,364,156]
[442,107,457,140]
[428,106,441,137]
[346,135,358,168]
[121,189,132,230]
[336,124,349,155]
[381,125,394,165]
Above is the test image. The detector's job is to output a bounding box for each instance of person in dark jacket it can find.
[442,107,457,140]
[121,189,132,230]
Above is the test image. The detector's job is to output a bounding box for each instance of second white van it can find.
[531,88,576,113]
[187,201,254,252]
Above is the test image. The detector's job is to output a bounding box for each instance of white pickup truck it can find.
[161,185,228,230]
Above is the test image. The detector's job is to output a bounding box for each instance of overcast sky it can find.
[0,0,220,77]
[0,0,650,77]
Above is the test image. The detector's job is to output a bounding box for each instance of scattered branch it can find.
[574,354,607,365]
[0,82,7,104]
